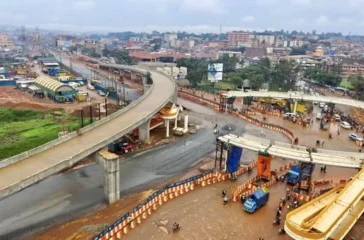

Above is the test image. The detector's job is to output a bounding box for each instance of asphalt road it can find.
[0,96,291,239]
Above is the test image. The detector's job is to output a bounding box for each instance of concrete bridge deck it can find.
[0,68,175,199]
[218,134,363,168]
[285,168,364,240]
[223,90,364,109]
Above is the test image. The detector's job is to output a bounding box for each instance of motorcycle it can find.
[172,223,180,232]
[278,227,286,235]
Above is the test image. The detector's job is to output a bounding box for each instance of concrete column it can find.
[174,117,178,129]
[293,100,298,114]
[171,85,178,104]
[93,151,120,204]
[138,119,151,142]
[166,119,170,138]
[184,115,189,132]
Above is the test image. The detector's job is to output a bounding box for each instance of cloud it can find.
[14,14,27,21]
[316,15,329,25]
[72,0,95,10]
[291,0,311,6]
[241,16,255,23]
[179,0,227,14]
[337,17,353,24]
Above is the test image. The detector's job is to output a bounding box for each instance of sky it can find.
[1,0,364,34]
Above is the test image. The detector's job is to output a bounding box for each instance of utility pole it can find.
[81,109,84,128]
[89,105,93,124]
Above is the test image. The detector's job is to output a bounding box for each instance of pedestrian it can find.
[261,130,265,137]
[276,209,281,219]
[320,165,324,173]
[222,189,227,197]
[323,165,327,173]
[337,128,340,135]
[321,140,325,147]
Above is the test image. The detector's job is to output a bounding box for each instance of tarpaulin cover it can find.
[227,146,243,173]
[257,153,272,177]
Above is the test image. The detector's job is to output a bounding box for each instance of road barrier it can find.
[231,161,297,202]
[178,88,295,143]
[93,158,265,239]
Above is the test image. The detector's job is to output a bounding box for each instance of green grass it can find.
[339,79,353,89]
[0,108,81,160]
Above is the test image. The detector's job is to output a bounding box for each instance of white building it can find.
[255,35,275,46]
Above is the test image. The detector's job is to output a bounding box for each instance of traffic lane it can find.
[53,53,141,101]
[262,106,360,152]
[0,98,287,239]
[0,129,215,239]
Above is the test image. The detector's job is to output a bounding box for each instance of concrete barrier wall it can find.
[0,67,156,169]
[93,160,257,239]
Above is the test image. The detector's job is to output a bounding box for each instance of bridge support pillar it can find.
[131,71,137,80]
[293,100,298,114]
[171,86,178,104]
[94,150,120,204]
[139,119,151,142]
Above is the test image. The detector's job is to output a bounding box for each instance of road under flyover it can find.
[0,67,176,203]
[222,91,364,110]
[218,134,363,168]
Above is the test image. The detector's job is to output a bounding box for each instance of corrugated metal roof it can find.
[34,76,69,92]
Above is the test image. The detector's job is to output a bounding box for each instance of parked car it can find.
[283,112,297,119]
[334,114,341,121]
[87,83,95,90]
[341,121,351,129]
[319,102,325,108]
[349,133,363,141]
[313,101,318,105]
[316,113,323,120]
[98,90,106,96]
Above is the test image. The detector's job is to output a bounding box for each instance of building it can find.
[218,51,243,61]
[313,46,324,57]
[34,76,76,102]
[0,33,15,47]
[245,47,266,58]
[129,37,140,42]
[227,32,252,47]
[341,64,364,76]
[164,33,178,47]
[84,40,101,51]
[255,35,276,46]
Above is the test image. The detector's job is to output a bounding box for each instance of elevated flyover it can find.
[218,134,363,168]
[0,66,176,201]
[223,91,364,109]
[285,168,364,240]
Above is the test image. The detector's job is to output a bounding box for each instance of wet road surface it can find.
[1,61,361,238]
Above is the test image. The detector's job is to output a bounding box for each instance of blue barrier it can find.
[0,80,16,86]
[92,169,214,240]
[93,84,119,101]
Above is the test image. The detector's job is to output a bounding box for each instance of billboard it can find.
[208,63,223,82]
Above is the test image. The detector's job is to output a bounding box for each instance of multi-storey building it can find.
[227,32,252,46]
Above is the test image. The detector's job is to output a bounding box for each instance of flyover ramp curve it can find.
[0,68,176,199]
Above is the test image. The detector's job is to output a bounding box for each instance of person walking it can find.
[321,140,325,147]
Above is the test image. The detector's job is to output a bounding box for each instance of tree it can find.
[146,72,153,84]
[304,68,341,87]
[272,60,300,91]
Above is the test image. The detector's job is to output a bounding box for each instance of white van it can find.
[87,83,95,90]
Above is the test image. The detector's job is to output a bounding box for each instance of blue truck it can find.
[243,187,270,213]
[286,165,302,185]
